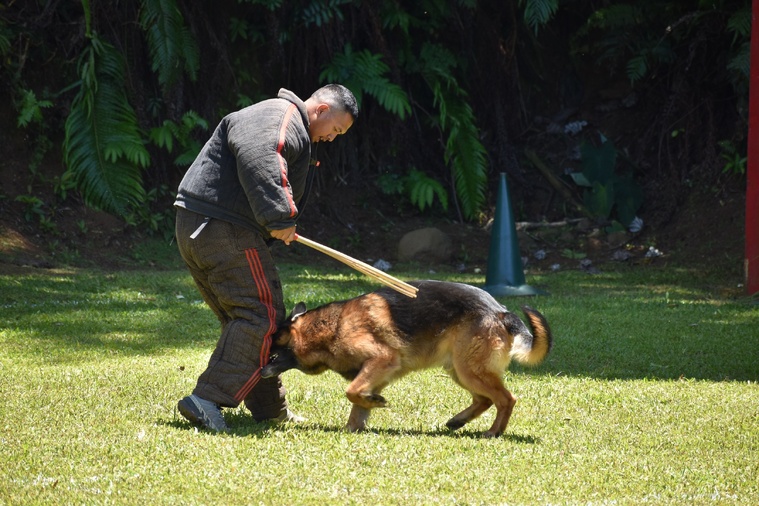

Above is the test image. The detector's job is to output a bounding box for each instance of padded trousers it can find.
[175,208,287,419]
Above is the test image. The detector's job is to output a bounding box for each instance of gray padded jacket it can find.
[174,89,315,238]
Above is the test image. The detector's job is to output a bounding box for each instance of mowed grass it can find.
[1,258,757,505]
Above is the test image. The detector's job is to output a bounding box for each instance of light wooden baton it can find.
[294,234,418,298]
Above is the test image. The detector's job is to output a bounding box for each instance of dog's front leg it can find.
[346,404,371,432]
[344,353,399,409]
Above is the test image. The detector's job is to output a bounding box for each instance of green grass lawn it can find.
[1,257,757,505]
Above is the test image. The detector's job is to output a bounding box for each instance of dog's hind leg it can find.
[443,365,494,431]
[464,372,517,438]
[447,351,517,437]
[445,393,493,431]
[482,384,517,438]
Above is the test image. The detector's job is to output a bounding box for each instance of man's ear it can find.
[289,302,307,321]
[316,103,330,115]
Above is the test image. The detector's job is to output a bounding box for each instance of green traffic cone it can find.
[483,173,546,297]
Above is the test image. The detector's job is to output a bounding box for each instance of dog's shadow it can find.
[162,413,539,444]
[347,425,540,444]
[239,419,540,443]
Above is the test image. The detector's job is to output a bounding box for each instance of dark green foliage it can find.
[406,168,448,212]
[726,7,751,91]
[63,34,149,216]
[237,0,283,8]
[149,111,209,167]
[0,0,749,230]
[572,136,643,227]
[573,3,671,84]
[519,0,559,34]
[15,89,52,128]
[0,26,10,56]
[376,169,448,213]
[139,0,199,92]
[320,44,411,120]
[726,5,751,41]
[718,139,747,176]
[417,43,487,220]
[572,1,749,87]
[301,0,351,27]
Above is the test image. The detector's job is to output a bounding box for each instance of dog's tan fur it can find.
[261,280,553,438]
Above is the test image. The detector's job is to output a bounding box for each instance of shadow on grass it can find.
[159,409,540,443]
[224,411,540,442]
[0,269,378,364]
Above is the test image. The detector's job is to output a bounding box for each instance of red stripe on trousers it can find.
[234,248,278,402]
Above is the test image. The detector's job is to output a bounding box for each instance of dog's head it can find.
[261,302,308,379]
[271,301,307,346]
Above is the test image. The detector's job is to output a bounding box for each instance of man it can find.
[174,84,358,431]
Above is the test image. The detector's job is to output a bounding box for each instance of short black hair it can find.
[312,84,359,120]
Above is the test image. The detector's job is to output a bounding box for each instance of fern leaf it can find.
[380,5,412,34]
[302,0,349,27]
[320,45,411,119]
[140,0,199,91]
[438,92,487,220]
[405,169,448,213]
[149,121,175,153]
[362,78,411,120]
[727,42,750,78]
[727,8,751,42]
[63,36,149,216]
[416,43,486,219]
[585,4,642,31]
[424,185,434,210]
[16,89,53,128]
[520,0,559,33]
[448,127,487,220]
[626,54,648,84]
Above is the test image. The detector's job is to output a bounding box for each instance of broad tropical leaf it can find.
[581,138,617,185]
[63,35,149,216]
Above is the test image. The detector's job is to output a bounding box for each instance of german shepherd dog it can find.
[261,280,552,438]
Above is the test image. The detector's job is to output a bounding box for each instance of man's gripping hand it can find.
[269,226,297,245]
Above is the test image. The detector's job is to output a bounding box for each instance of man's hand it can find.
[269,226,297,245]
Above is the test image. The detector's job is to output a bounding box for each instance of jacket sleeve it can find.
[226,104,310,231]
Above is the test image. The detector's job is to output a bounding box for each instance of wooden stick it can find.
[294,234,418,298]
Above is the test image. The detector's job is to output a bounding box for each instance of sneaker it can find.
[177,394,229,432]
[272,409,306,424]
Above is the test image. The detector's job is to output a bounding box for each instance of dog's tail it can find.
[508,306,553,366]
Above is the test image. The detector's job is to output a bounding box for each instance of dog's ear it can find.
[289,302,308,322]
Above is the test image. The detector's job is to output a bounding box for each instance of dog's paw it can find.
[346,391,385,409]
[445,418,466,430]
[344,423,368,433]
[360,392,387,407]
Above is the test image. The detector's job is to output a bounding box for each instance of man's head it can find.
[305,84,359,143]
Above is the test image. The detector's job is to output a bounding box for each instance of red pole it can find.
[746,0,759,295]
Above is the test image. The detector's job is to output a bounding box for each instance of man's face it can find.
[309,104,354,143]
